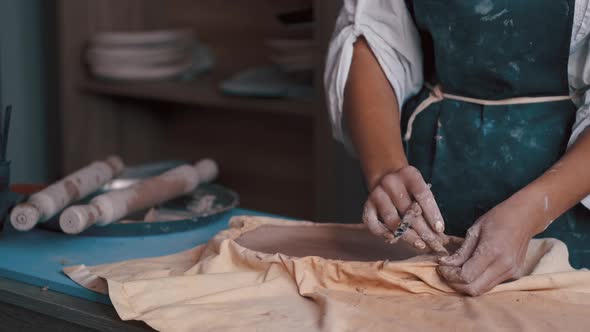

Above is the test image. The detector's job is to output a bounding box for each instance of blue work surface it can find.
[0,208,276,305]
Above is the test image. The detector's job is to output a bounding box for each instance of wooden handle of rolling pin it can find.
[59,159,218,234]
[9,156,125,231]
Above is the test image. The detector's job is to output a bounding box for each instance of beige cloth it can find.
[65,216,590,332]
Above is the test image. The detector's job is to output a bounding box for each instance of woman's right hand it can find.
[342,38,448,252]
[362,165,448,253]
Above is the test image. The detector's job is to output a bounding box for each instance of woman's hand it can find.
[362,165,448,252]
[344,38,446,250]
[436,128,590,297]
[437,197,536,296]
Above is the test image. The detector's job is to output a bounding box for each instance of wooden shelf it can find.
[79,75,316,118]
[59,0,337,219]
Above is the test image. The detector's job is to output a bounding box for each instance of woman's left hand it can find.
[437,128,590,296]
[436,198,539,296]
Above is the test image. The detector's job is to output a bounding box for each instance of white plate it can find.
[91,29,195,48]
[90,57,194,81]
[87,45,190,67]
[89,45,215,81]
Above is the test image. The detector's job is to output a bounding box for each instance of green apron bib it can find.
[402,0,590,268]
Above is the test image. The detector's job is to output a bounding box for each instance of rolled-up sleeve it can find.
[569,0,590,209]
[568,92,590,209]
[323,0,423,149]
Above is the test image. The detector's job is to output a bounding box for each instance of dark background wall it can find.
[0,0,59,183]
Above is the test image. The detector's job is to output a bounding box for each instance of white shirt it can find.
[325,0,590,208]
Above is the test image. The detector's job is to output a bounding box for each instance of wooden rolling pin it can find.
[59,159,218,234]
[10,156,125,231]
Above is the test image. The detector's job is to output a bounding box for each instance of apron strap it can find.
[404,84,575,142]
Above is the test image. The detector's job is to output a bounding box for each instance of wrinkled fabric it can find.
[65,216,590,332]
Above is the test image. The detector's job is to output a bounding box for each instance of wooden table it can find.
[0,277,152,331]
[0,204,279,331]
[2,179,283,331]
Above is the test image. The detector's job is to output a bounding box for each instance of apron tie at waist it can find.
[403,84,575,142]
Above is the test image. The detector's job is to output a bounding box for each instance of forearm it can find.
[510,128,590,235]
[344,38,408,190]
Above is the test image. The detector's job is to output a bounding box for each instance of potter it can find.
[325,0,590,296]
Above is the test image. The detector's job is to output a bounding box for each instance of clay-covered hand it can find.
[437,200,534,296]
[362,166,447,252]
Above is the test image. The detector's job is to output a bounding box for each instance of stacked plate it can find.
[267,38,315,73]
[220,38,315,100]
[87,29,214,81]
[270,3,315,74]
[220,65,314,99]
[219,3,316,100]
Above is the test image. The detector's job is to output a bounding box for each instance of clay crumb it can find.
[41,286,49,292]
[405,202,423,219]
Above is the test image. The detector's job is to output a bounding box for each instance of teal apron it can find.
[402,0,590,268]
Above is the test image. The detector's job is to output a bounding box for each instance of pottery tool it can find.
[0,44,10,162]
[59,159,218,235]
[0,43,3,114]
[0,105,12,161]
[10,156,125,231]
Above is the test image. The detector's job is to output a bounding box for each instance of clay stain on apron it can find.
[482,9,509,22]
[509,128,524,141]
[474,0,494,15]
